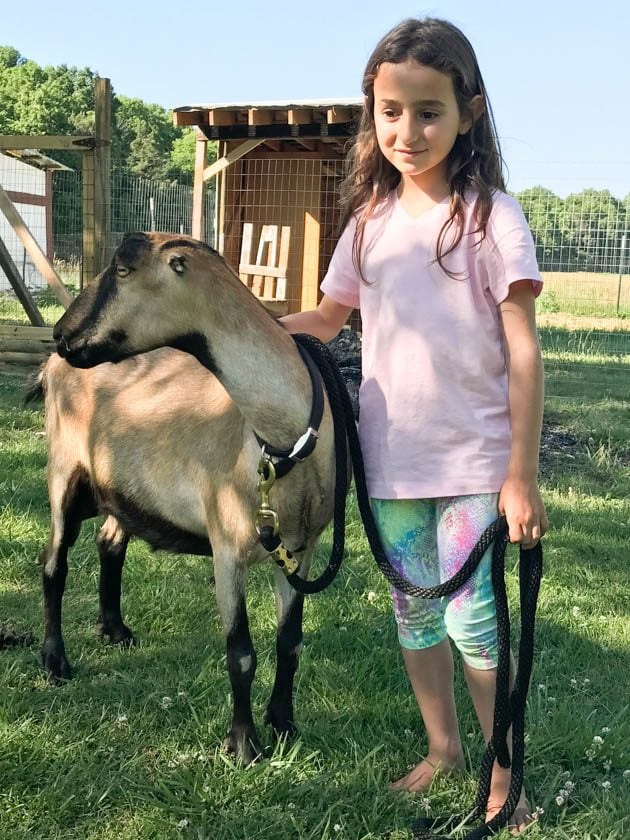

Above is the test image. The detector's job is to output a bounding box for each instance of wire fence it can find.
[0,155,628,366]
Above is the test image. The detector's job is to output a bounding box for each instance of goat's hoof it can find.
[223,728,263,766]
[99,622,135,648]
[263,706,298,740]
[41,640,72,683]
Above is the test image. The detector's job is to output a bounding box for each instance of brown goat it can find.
[35,232,337,763]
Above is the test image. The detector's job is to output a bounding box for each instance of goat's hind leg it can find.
[263,555,309,740]
[41,468,95,682]
[97,515,135,647]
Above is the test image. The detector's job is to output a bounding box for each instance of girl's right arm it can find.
[279,295,354,343]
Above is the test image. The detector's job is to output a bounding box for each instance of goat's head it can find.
[53,232,232,369]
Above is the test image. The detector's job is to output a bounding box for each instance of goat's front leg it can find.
[96,516,135,647]
[214,554,262,764]
[263,553,310,739]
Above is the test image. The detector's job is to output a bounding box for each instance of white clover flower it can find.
[601,780,611,790]
[570,678,577,686]
[339,626,347,632]
[115,713,128,727]
[559,788,568,798]
[572,606,581,617]
[177,690,187,698]
[601,726,611,734]
[586,748,596,761]
[533,806,544,817]
[161,696,173,708]
[555,795,565,806]
[366,591,376,603]
[593,735,604,746]
[420,795,431,809]
[177,818,190,829]
[333,824,342,832]
[547,696,556,703]
[287,802,295,810]
[623,769,630,781]
[404,729,413,737]
[603,760,612,772]
[564,780,575,792]
[537,683,546,691]
[583,678,591,685]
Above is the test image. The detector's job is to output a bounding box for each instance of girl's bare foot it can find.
[390,753,465,792]
[486,764,536,834]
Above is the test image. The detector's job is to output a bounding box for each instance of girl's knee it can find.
[448,622,498,669]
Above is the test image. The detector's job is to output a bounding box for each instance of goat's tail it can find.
[24,362,48,406]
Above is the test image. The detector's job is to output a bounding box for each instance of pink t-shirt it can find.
[321,190,542,499]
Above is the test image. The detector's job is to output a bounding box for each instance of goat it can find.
[33,232,337,764]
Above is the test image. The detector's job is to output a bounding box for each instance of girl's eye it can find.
[382,109,398,119]
[420,111,438,120]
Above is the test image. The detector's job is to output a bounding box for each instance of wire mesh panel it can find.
[0,148,628,366]
[0,159,214,327]
[221,155,344,316]
[518,188,629,361]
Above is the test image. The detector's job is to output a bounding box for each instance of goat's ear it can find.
[169,254,187,276]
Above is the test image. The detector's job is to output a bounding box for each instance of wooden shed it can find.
[173,100,362,315]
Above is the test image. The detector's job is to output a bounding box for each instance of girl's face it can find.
[373,59,473,191]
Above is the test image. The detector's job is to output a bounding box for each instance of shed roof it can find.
[173,99,363,154]
[2,149,72,171]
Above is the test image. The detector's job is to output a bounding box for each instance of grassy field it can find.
[539,272,630,319]
[0,351,629,840]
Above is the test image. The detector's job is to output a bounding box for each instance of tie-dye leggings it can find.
[371,494,499,670]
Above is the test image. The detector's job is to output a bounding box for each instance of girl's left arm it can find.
[499,279,549,547]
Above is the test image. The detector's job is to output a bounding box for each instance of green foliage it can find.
[537,288,561,314]
[0,46,214,181]
[0,46,23,69]
[517,187,629,273]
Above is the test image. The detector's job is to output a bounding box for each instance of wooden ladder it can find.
[239,223,290,315]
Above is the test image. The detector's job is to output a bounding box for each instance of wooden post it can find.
[94,78,112,273]
[0,235,46,326]
[82,149,96,287]
[301,211,320,311]
[0,184,73,308]
[192,134,207,241]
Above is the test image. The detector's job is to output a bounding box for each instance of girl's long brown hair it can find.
[340,17,506,279]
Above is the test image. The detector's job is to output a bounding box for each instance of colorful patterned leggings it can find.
[371,494,499,670]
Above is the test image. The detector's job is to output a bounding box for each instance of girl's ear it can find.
[458,95,485,134]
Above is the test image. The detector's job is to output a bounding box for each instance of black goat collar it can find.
[254,341,324,479]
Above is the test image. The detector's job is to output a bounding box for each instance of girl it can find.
[281,17,548,834]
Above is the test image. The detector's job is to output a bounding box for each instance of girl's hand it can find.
[498,477,548,548]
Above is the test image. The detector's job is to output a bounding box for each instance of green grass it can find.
[0,356,629,840]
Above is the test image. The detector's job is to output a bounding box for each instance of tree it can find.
[516,187,566,271]
[0,46,23,69]
[559,190,627,272]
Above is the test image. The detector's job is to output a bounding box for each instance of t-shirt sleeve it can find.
[485,192,543,304]
[319,217,361,309]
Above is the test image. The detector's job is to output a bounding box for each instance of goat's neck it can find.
[195,297,316,450]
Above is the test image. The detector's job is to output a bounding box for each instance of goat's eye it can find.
[169,255,186,275]
[116,265,130,277]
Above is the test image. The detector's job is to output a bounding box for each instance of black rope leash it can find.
[284,334,544,839]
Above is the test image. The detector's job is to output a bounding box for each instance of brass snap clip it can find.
[255,456,280,536]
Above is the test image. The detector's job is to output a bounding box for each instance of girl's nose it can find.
[399,112,420,145]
